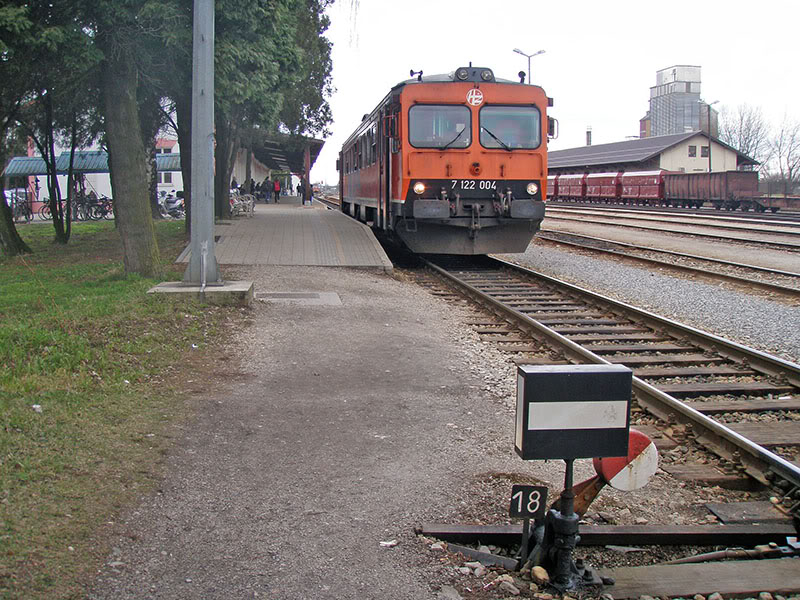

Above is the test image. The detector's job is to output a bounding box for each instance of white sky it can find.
[311,0,799,184]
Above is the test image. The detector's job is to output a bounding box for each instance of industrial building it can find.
[639,65,718,138]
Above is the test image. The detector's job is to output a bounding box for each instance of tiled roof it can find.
[548,133,697,168]
[548,132,758,169]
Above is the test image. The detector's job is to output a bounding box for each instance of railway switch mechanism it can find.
[514,364,658,592]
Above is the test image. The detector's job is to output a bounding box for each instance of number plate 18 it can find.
[509,485,548,519]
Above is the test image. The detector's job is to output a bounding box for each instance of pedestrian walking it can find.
[273,178,281,204]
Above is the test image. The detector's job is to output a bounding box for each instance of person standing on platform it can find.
[262,177,271,202]
[273,178,281,204]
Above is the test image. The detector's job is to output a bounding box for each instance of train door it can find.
[379,107,396,231]
[377,111,386,229]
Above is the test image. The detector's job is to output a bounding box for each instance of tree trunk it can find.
[245,146,252,194]
[214,113,238,219]
[0,167,32,256]
[42,93,68,244]
[175,90,192,235]
[100,39,161,278]
[138,94,162,219]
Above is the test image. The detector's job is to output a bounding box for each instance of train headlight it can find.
[526,182,539,196]
[413,182,426,195]
[480,69,493,81]
[456,68,469,80]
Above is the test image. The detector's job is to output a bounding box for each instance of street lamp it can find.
[699,99,719,173]
[513,48,545,84]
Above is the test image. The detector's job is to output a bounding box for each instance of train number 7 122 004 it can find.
[451,180,497,190]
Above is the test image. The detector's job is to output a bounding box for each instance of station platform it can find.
[176,196,393,272]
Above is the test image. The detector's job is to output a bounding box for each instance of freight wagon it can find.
[551,170,792,212]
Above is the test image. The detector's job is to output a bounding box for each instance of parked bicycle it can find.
[87,195,114,220]
[37,194,113,221]
[12,198,33,223]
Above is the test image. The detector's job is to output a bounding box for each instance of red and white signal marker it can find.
[593,429,659,491]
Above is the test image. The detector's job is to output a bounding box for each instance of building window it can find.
[158,172,172,184]
[700,146,709,158]
[688,145,696,157]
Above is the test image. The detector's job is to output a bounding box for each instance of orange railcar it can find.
[339,66,551,254]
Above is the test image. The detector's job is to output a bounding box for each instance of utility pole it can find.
[700,100,719,174]
[513,48,545,84]
[184,0,221,286]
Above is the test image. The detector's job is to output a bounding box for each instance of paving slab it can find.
[176,197,392,272]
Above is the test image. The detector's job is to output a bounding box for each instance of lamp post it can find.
[699,100,719,173]
[513,48,545,84]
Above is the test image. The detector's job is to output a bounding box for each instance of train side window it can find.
[371,124,378,163]
[688,145,696,157]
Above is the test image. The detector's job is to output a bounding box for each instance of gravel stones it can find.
[499,243,800,363]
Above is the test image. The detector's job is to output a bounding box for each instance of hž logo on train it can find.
[466,89,484,106]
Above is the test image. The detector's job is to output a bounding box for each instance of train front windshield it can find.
[409,105,471,149]
[480,106,541,149]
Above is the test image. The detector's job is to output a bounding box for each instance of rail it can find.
[422,255,800,517]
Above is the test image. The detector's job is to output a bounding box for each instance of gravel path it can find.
[86,246,798,599]
[87,266,572,600]
[499,241,800,363]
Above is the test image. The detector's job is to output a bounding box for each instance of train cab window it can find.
[480,106,541,149]
[688,145,697,157]
[409,105,471,149]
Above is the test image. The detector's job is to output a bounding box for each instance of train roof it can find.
[392,66,522,90]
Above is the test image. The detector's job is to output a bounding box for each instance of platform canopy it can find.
[249,133,325,175]
[2,151,182,177]
[3,135,325,178]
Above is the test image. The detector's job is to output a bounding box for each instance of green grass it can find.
[0,220,242,598]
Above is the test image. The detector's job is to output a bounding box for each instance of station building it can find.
[548,132,757,177]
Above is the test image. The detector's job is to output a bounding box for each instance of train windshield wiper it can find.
[441,127,467,150]
[481,126,512,151]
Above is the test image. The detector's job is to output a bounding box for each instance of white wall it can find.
[230,148,272,188]
[659,134,739,173]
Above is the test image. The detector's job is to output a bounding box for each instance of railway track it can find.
[419,254,800,518]
[536,230,800,299]
[315,194,340,210]
[550,199,800,224]
[544,208,800,250]
[546,205,800,236]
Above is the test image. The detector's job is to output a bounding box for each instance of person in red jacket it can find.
[273,178,281,204]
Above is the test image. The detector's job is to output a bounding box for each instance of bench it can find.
[231,193,256,218]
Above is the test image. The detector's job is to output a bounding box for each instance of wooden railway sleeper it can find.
[423,257,800,518]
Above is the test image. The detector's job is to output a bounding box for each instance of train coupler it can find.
[469,203,482,235]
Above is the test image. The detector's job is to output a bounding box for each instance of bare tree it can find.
[769,116,800,197]
[719,103,771,169]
